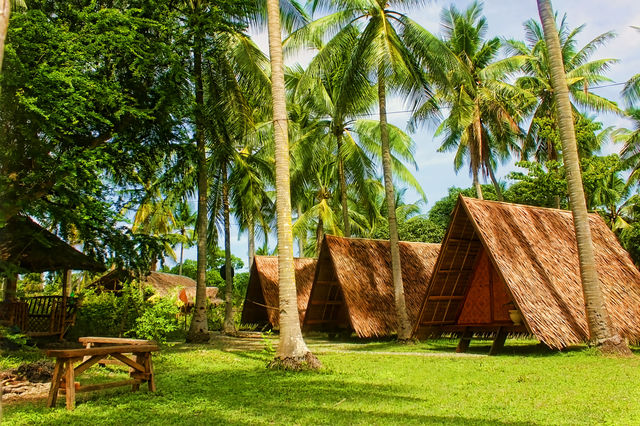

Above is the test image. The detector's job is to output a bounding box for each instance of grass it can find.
[3,336,640,425]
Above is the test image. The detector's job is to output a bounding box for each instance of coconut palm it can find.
[413,2,530,200]
[506,15,620,162]
[536,0,630,355]
[0,0,26,73]
[265,0,318,368]
[286,0,438,340]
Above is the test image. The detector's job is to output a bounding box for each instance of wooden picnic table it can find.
[46,338,159,410]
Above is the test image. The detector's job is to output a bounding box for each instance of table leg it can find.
[132,354,141,392]
[65,359,76,410]
[47,360,65,408]
[145,354,156,392]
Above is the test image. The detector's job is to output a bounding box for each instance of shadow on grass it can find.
[6,360,537,426]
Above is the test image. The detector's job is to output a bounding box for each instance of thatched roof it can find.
[90,270,220,305]
[304,235,441,338]
[0,216,105,273]
[240,256,316,328]
[414,196,640,349]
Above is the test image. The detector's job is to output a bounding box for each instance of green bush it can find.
[129,298,179,344]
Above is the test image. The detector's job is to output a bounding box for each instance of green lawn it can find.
[3,337,640,425]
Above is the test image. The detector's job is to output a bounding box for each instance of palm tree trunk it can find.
[315,216,324,256]
[248,216,255,269]
[473,171,483,200]
[186,21,209,343]
[222,162,236,335]
[296,206,305,256]
[0,0,10,73]
[486,164,504,201]
[537,0,629,355]
[378,66,411,341]
[179,231,184,276]
[265,0,318,369]
[336,132,350,237]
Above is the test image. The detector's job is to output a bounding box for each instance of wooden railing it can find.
[22,296,80,337]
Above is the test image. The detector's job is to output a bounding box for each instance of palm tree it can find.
[287,0,437,340]
[506,15,620,162]
[622,27,640,107]
[265,0,318,368]
[537,0,630,355]
[413,2,529,200]
[0,0,26,73]
[616,109,640,184]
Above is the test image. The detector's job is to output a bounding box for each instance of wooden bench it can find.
[46,341,159,410]
[79,336,155,366]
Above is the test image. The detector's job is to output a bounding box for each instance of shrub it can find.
[130,298,179,344]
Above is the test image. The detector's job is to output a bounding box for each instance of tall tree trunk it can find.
[336,132,350,237]
[265,0,319,369]
[187,22,209,343]
[537,0,630,355]
[179,230,184,276]
[315,216,324,256]
[0,0,10,73]
[473,170,483,200]
[487,164,504,201]
[378,67,411,341]
[222,162,236,335]
[296,206,305,256]
[248,216,255,269]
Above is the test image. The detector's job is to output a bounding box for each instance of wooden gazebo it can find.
[0,215,105,338]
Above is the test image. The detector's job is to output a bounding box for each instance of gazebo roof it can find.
[0,216,105,273]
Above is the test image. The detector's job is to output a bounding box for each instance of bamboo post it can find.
[60,269,71,339]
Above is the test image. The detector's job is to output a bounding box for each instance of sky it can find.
[170,0,640,272]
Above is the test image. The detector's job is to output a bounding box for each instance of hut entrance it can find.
[303,259,351,336]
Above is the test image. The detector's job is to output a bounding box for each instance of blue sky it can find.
[170,0,640,272]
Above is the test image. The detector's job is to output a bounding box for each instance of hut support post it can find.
[489,327,507,356]
[60,269,71,340]
[3,273,18,302]
[456,327,473,353]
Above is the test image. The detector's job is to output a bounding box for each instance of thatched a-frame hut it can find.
[89,270,221,306]
[303,235,441,338]
[0,215,105,274]
[413,196,640,351]
[240,256,316,328]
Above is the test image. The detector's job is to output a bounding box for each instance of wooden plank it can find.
[428,295,464,301]
[47,360,65,408]
[78,337,155,345]
[132,355,141,392]
[46,344,159,358]
[74,355,104,376]
[75,379,141,393]
[309,301,342,306]
[111,353,145,373]
[146,354,156,392]
[65,359,75,410]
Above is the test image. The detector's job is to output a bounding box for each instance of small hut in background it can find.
[89,270,221,307]
[0,215,105,337]
[240,256,316,328]
[303,235,441,338]
[413,196,640,353]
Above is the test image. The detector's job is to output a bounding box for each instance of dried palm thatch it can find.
[0,216,105,273]
[414,196,640,349]
[304,235,441,338]
[89,270,221,305]
[240,256,316,328]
